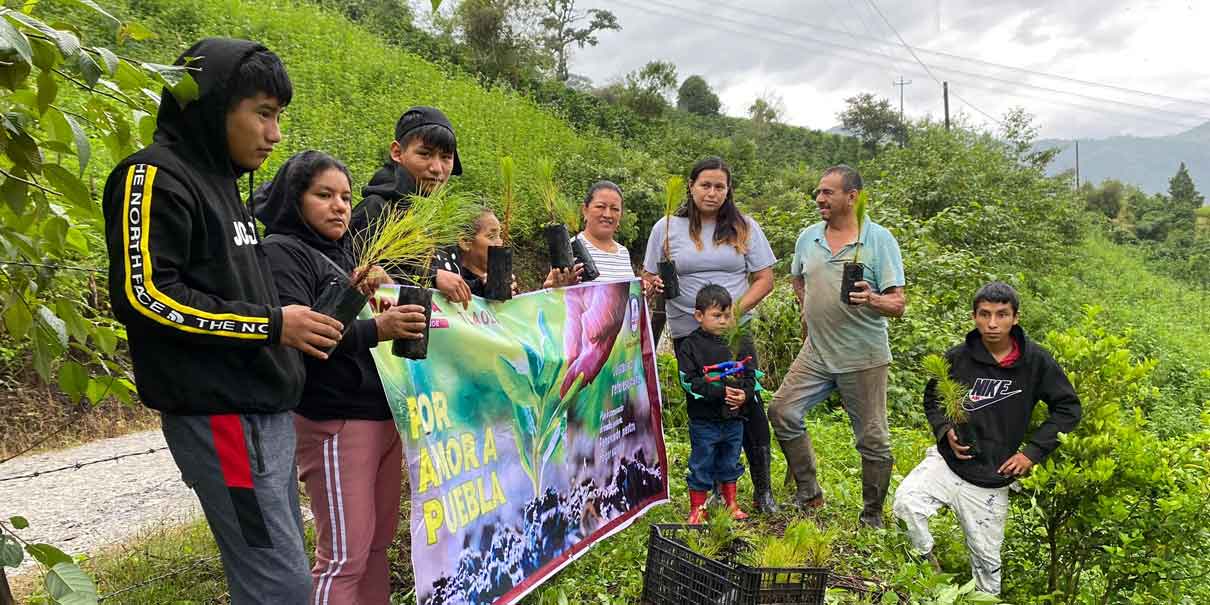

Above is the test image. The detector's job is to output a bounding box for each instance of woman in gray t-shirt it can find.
[641,156,779,513]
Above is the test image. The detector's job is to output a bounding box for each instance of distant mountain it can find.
[1036,121,1210,196]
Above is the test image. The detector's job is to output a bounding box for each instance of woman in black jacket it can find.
[257,151,426,604]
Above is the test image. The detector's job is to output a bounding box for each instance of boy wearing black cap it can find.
[102,39,343,603]
[350,106,471,303]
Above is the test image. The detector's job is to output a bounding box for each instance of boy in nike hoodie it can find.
[892,282,1081,595]
[102,39,343,603]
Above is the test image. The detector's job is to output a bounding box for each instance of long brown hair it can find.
[676,157,750,253]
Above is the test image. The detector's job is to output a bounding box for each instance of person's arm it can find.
[922,378,952,443]
[1021,353,1083,464]
[736,267,774,316]
[675,339,725,406]
[105,165,339,348]
[855,285,906,317]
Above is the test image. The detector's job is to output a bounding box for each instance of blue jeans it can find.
[686,418,745,491]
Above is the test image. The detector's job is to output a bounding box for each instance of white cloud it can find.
[571,0,1210,139]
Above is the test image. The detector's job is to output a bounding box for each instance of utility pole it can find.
[943,81,950,131]
[1074,140,1080,190]
[893,76,911,147]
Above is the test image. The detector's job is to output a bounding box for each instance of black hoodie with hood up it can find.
[256,152,391,421]
[923,325,1082,488]
[102,38,304,415]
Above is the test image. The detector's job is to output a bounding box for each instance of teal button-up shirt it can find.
[790,217,905,373]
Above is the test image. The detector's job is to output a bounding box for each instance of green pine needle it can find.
[922,353,969,424]
[353,184,479,285]
[536,157,578,227]
[499,155,515,245]
[662,175,685,259]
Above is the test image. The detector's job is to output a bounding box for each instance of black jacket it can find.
[349,161,416,237]
[255,153,391,422]
[924,325,1082,488]
[348,162,437,283]
[675,328,757,422]
[102,38,304,415]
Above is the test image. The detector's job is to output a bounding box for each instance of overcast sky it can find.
[560,0,1210,140]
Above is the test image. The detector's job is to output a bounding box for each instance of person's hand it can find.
[352,265,392,296]
[848,280,872,306]
[281,305,344,359]
[435,269,471,309]
[642,274,664,297]
[374,304,428,341]
[543,265,583,289]
[946,428,974,460]
[510,274,519,296]
[724,386,746,409]
[998,452,1035,477]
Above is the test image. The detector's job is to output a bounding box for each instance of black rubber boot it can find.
[749,446,779,514]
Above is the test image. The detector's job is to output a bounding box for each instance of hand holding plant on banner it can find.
[923,353,979,458]
[497,310,586,497]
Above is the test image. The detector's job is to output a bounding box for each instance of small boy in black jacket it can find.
[892,282,1081,595]
[676,285,757,523]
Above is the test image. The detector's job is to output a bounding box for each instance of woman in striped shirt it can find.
[574,181,637,282]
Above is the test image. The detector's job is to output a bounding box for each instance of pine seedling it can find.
[352,184,479,286]
[499,155,516,245]
[536,157,578,228]
[662,175,685,260]
[852,189,870,265]
[922,353,968,424]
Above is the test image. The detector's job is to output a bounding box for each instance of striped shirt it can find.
[575,232,635,282]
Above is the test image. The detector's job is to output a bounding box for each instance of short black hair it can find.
[695,284,732,312]
[972,281,1020,314]
[228,49,292,109]
[397,123,457,154]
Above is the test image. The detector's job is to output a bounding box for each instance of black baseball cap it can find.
[394,106,462,176]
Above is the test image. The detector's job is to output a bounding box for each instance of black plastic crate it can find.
[641,524,829,605]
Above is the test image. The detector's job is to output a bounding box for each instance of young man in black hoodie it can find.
[892,282,1081,595]
[102,39,343,603]
[350,105,473,304]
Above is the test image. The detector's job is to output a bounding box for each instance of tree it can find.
[1082,179,1126,220]
[450,0,549,87]
[1168,162,1204,214]
[620,60,677,118]
[747,92,785,127]
[539,0,619,82]
[676,75,720,116]
[0,2,200,601]
[837,92,903,152]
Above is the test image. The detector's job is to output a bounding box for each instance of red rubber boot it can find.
[687,490,709,524]
[721,482,749,520]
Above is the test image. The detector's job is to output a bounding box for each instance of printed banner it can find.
[368,279,669,605]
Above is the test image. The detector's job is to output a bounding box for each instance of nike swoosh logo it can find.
[965,390,1023,411]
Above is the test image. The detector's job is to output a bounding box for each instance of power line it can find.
[702,1,1210,112]
[864,0,1002,125]
[629,0,1210,129]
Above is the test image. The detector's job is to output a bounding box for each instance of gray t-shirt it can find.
[642,215,776,339]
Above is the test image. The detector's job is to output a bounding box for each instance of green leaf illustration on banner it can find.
[497,310,585,496]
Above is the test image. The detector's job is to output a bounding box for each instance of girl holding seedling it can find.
[256,151,428,604]
[433,208,581,297]
[641,156,780,514]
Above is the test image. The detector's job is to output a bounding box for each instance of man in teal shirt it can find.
[769,165,906,527]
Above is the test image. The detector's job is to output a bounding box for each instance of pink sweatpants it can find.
[295,415,403,605]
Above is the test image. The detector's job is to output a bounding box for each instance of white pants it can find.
[892,446,1009,595]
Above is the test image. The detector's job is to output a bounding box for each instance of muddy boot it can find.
[749,446,779,514]
[859,458,893,528]
[778,435,824,510]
